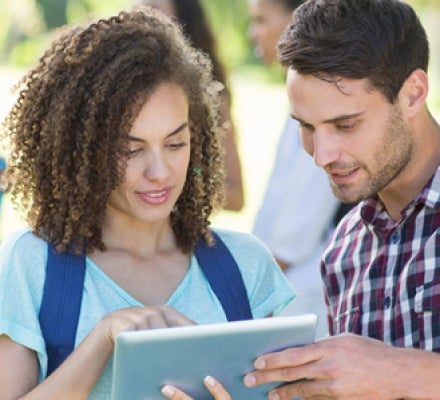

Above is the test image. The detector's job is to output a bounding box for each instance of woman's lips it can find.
[137,188,171,205]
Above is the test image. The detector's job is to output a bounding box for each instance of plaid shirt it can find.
[322,167,440,351]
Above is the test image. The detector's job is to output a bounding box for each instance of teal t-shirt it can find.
[0,228,295,399]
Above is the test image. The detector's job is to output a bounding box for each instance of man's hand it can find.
[244,333,408,400]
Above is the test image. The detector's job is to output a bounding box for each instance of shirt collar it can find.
[357,166,440,229]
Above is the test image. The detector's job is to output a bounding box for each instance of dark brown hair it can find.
[139,0,229,94]
[1,7,225,254]
[278,0,429,103]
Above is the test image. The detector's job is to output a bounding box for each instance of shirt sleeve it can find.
[0,229,48,381]
[214,228,296,318]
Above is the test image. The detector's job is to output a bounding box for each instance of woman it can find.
[137,0,245,211]
[0,7,294,399]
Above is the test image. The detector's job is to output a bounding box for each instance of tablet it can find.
[111,314,317,400]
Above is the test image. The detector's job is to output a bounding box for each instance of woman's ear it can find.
[398,68,428,118]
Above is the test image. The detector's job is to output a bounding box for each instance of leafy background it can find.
[0,0,439,237]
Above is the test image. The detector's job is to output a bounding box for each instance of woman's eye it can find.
[126,148,142,157]
[167,142,187,150]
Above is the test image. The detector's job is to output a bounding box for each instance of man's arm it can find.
[244,333,440,400]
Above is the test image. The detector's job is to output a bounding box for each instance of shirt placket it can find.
[383,228,400,344]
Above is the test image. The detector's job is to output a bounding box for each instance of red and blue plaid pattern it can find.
[322,168,440,351]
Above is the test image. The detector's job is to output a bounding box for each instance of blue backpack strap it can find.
[39,244,86,376]
[195,231,253,321]
[40,231,250,376]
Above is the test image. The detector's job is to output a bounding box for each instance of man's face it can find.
[247,0,293,65]
[286,68,414,204]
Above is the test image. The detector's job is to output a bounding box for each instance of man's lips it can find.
[328,167,360,183]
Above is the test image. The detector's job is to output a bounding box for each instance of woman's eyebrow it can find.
[127,122,189,142]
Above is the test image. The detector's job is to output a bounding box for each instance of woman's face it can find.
[247,0,293,65]
[107,82,191,225]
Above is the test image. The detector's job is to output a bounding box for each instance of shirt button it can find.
[391,232,400,244]
[384,296,391,308]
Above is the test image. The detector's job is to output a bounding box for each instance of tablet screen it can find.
[111,314,317,400]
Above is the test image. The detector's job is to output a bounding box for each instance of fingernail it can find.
[204,375,216,387]
[244,374,256,387]
[269,391,280,400]
[254,358,266,368]
[161,385,174,396]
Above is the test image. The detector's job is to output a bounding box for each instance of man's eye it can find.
[299,122,314,131]
[337,122,356,130]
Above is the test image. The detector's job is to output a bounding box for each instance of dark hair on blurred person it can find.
[138,0,230,94]
[273,0,305,12]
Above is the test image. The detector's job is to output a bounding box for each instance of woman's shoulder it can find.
[0,228,48,266]
[211,227,267,247]
[208,228,295,318]
[0,229,48,307]
[210,227,274,262]
[2,227,46,248]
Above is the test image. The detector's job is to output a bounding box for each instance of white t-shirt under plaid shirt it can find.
[322,167,440,351]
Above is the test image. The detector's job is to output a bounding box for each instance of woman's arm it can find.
[0,306,194,400]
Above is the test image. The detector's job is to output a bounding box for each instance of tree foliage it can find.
[36,0,69,29]
[1,0,439,69]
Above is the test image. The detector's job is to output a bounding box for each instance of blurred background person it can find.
[247,0,350,339]
[136,0,245,211]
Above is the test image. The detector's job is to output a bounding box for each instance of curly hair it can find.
[1,6,225,254]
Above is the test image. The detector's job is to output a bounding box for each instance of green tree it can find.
[201,0,250,69]
[36,0,69,29]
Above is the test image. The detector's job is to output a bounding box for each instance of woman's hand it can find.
[161,376,231,400]
[96,305,196,350]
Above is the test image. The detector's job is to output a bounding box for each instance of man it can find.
[243,0,440,398]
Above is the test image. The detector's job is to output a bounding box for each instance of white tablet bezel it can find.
[111,314,317,400]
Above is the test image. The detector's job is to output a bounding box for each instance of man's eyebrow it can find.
[290,114,308,125]
[323,112,364,124]
[290,112,364,125]
[127,122,188,142]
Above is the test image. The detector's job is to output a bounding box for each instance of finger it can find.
[244,351,325,388]
[268,378,331,400]
[254,342,322,371]
[141,308,171,330]
[244,367,308,387]
[161,384,192,400]
[132,306,195,330]
[161,305,196,327]
[204,375,231,400]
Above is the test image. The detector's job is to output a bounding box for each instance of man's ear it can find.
[398,68,428,118]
